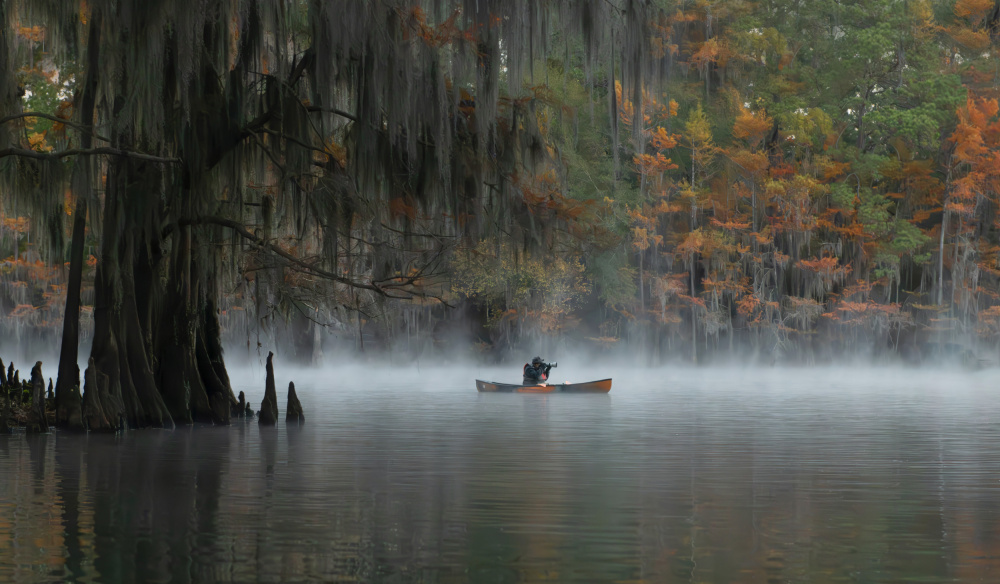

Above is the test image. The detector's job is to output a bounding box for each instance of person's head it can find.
[532,356,543,366]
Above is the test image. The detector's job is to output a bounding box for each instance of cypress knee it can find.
[258,352,278,425]
[26,362,48,433]
[286,382,304,425]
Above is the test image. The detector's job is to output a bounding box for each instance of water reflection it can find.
[1,367,1000,582]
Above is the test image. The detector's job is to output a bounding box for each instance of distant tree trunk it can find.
[690,252,698,364]
[638,251,644,311]
[54,196,86,430]
[55,9,102,430]
[950,216,961,313]
[311,315,324,366]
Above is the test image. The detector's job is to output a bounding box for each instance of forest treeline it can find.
[1,0,999,409]
[446,0,1000,366]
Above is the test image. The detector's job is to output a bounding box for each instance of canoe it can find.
[475,378,612,393]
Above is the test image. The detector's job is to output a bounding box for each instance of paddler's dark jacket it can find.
[522,362,551,385]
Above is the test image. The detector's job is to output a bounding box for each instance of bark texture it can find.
[86,163,173,431]
[82,357,117,432]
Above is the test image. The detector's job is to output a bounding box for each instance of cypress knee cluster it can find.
[0,358,49,432]
[258,353,304,425]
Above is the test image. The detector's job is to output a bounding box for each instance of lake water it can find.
[2,365,1000,583]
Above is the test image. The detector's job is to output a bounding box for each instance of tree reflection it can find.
[3,388,1000,582]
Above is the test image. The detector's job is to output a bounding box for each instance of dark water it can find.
[3,366,1000,583]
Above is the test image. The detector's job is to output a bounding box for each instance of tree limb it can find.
[172,215,435,297]
[0,112,112,142]
[0,147,180,163]
[305,106,358,121]
[260,128,332,159]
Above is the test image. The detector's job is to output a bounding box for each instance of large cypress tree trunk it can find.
[197,290,240,419]
[84,159,173,430]
[160,246,238,425]
[155,265,239,425]
[158,225,208,423]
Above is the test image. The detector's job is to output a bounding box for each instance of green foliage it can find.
[891,220,932,257]
[830,182,857,211]
[872,252,900,281]
[849,152,892,184]
[868,74,965,152]
[587,251,637,308]
[857,188,893,239]
[18,71,63,135]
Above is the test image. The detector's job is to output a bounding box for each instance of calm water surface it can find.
[2,366,1000,583]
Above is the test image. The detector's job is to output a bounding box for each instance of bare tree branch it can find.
[379,222,457,240]
[0,147,181,163]
[0,112,112,142]
[305,106,358,121]
[260,128,335,161]
[171,215,445,301]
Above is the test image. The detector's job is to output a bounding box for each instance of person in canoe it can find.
[523,356,556,385]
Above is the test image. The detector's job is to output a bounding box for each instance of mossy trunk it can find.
[198,289,239,418]
[157,225,233,425]
[84,159,173,431]
[81,357,112,431]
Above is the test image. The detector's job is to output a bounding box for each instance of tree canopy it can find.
[1,0,1000,429]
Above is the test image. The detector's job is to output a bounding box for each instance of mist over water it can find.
[2,366,1000,582]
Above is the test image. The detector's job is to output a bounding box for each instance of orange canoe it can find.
[475,378,612,393]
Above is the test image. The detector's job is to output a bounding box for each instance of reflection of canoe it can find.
[475,378,612,393]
